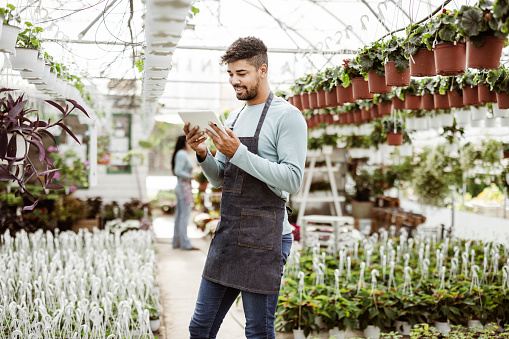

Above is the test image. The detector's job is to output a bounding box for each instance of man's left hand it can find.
[206,122,240,158]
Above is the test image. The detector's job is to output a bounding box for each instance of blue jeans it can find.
[189,233,293,339]
[173,194,194,250]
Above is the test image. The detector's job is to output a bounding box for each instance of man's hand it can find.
[183,123,208,159]
[206,122,240,158]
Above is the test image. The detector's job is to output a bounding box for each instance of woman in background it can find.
[171,135,198,250]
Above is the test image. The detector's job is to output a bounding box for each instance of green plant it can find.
[321,66,342,92]
[458,69,478,89]
[404,23,428,56]
[441,119,465,144]
[486,66,509,93]
[340,59,362,87]
[123,199,149,221]
[396,79,420,98]
[356,40,385,76]
[423,9,465,50]
[382,36,410,72]
[0,4,20,25]
[49,148,89,189]
[290,76,309,95]
[85,197,102,219]
[122,149,146,165]
[16,22,43,49]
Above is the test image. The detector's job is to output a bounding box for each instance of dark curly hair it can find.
[220,36,268,69]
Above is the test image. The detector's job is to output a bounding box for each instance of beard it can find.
[234,78,260,101]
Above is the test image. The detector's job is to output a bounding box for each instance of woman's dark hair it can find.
[220,36,268,68]
[171,135,187,174]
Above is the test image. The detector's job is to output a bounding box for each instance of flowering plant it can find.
[48,147,89,189]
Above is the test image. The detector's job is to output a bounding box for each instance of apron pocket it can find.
[238,208,276,250]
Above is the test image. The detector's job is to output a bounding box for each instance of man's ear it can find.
[259,64,268,78]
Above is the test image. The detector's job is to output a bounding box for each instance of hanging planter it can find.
[368,71,391,94]
[293,95,304,111]
[439,113,454,127]
[378,102,391,116]
[434,93,450,109]
[447,90,464,108]
[325,88,338,107]
[497,91,509,109]
[353,110,362,123]
[493,103,509,118]
[0,24,20,54]
[317,89,326,108]
[352,77,373,100]
[336,85,355,104]
[485,117,498,128]
[478,84,497,103]
[414,117,429,130]
[392,97,405,111]
[434,43,466,76]
[471,106,488,120]
[456,110,471,124]
[387,132,403,146]
[301,93,310,110]
[345,111,353,124]
[360,108,370,122]
[385,61,410,87]
[463,86,481,106]
[466,36,505,69]
[404,94,421,110]
[410,48,436,76]
[9,47,39,71]
[421,93,435,110]
[308,91,319,109]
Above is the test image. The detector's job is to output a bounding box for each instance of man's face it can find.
[227,59,263,101]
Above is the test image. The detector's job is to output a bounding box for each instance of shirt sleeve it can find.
[174,151,192,180]
[197,148,227,188]
[229,109,308,194]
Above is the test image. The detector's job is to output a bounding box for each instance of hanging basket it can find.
[309,91,319,109]
[325,88,338,107]
[478,84,497,103]
[447,90,464,108]
[346,111,354,124]
[434,42,466,76]
[0,24,20,54]
[492,103,508,117]
[410,48,436,77]
[497,91,509,109]
[392,97,405,111]
[353,110,362,123]
[405,94,421,110]
[292,95,303,111]
[455,110,471,125]
[301,93,310,110]
[336,85,355,104]
[467,36,505,69]
[352,77,373,100]
[384,61,411,87]
[387,132,403,146]
[421,93,435,110]
[9,48,40,71]
[317,89,327,108]
[378,102,391,116]
[471,106,488,120]
[368,71,391,93]
[360,108,370,122]
[463,86,481,106]
[434,93,450,109]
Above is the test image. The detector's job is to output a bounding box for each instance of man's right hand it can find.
[183,123,208,160]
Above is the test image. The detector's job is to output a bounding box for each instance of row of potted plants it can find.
[289,1,509,112]
[277,235,509,338]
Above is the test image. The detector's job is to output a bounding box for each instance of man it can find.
[184,36,307,339]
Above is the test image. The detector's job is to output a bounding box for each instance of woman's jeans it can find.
[189,233,293,339]
[173,192,194,250]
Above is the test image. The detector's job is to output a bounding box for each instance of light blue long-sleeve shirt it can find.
[198,96,308,235]
[174,149,193,196]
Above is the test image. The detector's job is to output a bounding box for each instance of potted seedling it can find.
[404,23,436,76]
[426,76,452,110]
[383,117,405,146]
[10,22,42,71]
[423,9,466,76]
[0,4,20,54]
[356,41,391,94]
[373,93,393,117]
[456,1,508,69]
[382,36,410,87]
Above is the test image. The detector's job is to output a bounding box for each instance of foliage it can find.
[16,22,43,49]
[404,23,428,56]
[85,197,102,219]
[51,195,86,226]
[0,4,20,24]
[49,147,89,188]
[486,66,509,93]
[456,1,509,46]
[423,9,465,50]
[340,59,362,87]
[381,36,410,72]
[0,90,89,210]
[122,149,146,165]
[123,199,150,221]
[356,40,385,76]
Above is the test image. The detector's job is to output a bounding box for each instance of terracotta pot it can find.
[463,86,481,106]
[288,96,294,105]
[410,48,436,76]
[309,91,319,109]
[467,36,505,69]
[353,110,362,123]
[432,93,449,109]
[447,90,464,108]
[325,88,338,107]
[325,114,335,124]
[352,77,373,100]
[317,89,327,108]
[497,91,509,109]
[293,94,303,111]
[421,93,435,110]
[370,106,378,119]
[478,84,497,103]
[301,92,310,110]
[360,108,370,122]
[392,97,405,111]
[339,114,347,124]
[368,71,391,93]
[378,102,391,116]
[434,42,466,76]
[346,111,353,124]
[387,132,403,146]
[336,85,355,104]
[385,61,411,87]
[405,94,421,110]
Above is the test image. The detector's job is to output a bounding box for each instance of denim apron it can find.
[202,92,285,295]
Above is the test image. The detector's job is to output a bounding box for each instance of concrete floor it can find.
[154,216,246,339]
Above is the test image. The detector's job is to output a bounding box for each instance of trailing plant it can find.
[381,36,410,71]
[16,22,43,49]
[423,9,465,50]
[404,23,428,56]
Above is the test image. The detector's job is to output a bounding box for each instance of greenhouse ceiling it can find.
[11,0,478,122]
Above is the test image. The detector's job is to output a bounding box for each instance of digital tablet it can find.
[178,110,226,138]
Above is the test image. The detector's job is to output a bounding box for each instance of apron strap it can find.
[254,92,274,138]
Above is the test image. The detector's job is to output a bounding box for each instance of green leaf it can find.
[394,57,410,72]
[439,27,456,41]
